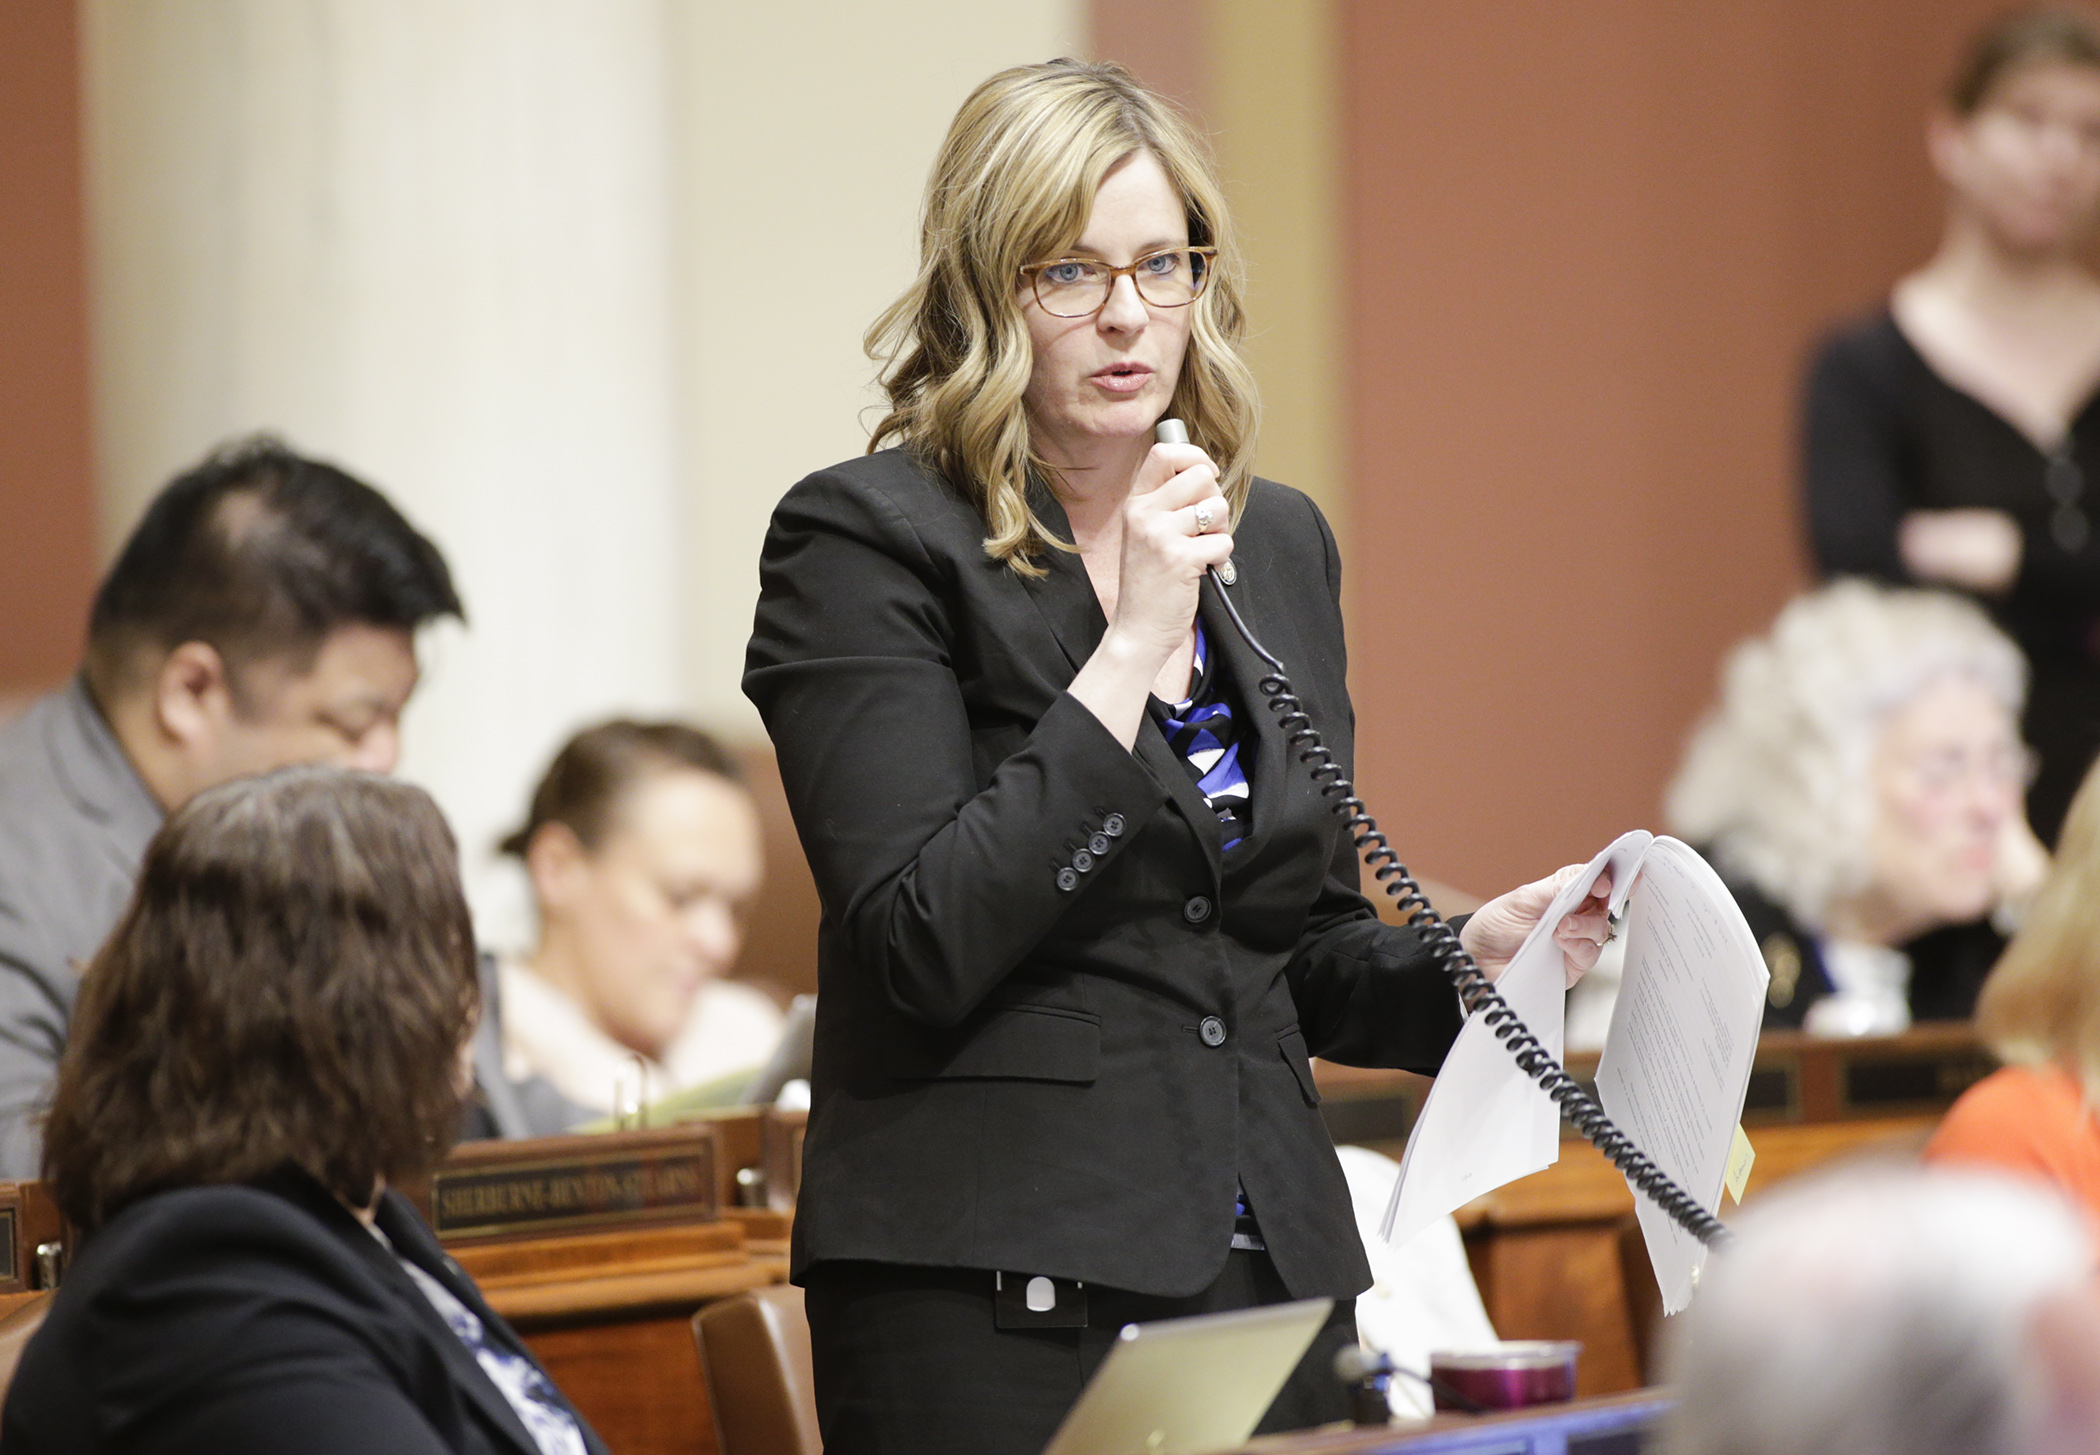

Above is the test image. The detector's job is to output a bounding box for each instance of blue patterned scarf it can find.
[1152,622,1253,851]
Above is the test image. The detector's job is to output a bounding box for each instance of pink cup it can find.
[1429,1342,1582,1412]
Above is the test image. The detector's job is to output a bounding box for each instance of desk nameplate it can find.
[413,1128,720,1245]
[1840,1045,1995,1114]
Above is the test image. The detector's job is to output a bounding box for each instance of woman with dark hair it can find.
[496,719,779,1115]
[744,58,1612,1453]
[1805,6,2100,844]
[1,767,606,1455]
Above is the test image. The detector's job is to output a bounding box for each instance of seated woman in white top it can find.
[497,720,784,1116]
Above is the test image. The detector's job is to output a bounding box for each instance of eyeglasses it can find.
[1891,743,2038,799]
[1018,246,1217,318]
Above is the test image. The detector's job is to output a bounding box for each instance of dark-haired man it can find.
[0,437,557,1178]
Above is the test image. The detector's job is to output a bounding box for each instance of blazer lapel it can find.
[1018,490,1107,676]
[1021,490,1223,881]
[371,1193,611,1455]
[245,1167,600,1455]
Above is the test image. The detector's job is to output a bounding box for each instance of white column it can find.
[84,0,1083,944]
[85,0,684,942]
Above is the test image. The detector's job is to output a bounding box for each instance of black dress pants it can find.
[803,1251,1358,1455]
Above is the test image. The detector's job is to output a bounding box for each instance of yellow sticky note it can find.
[1724,1125,1756,1204]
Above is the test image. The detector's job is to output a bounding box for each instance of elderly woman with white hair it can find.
[1663,579,2047,1036]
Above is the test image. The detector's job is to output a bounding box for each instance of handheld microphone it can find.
[1155,417,1264,640]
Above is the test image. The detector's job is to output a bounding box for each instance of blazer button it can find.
[1103,813,1126,837]
[1056,867,1080,892]
[1088,833,1112,857]
[1183,895,1212,924]
[1199,1016,1227,1047]
[1071,848,1095,873]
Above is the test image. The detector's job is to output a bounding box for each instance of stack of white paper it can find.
[1380,832,1767,1314]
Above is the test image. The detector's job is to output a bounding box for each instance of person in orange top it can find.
[1927,753,2100,1234]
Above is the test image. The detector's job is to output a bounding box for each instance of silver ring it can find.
[1192,503,1215,534]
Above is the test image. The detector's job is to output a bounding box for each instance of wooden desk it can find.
[417,1127,795,1455]
[1455,1115,1934,1395]
[496,1243,788,1455]
[1315,1027,1989,1396]
[0,1154,784,1455]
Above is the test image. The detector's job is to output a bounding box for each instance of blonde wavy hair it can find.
[1978,758,2100,1101]
[866,58,1259,575]
[1666,581,2026,930]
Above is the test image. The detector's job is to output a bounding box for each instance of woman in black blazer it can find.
[2,768,607,1455]
[743,59,1612,1455]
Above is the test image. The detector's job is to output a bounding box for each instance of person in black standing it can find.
[1804,7,2100,845]
[744,58,1614,1455]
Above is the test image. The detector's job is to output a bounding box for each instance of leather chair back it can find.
[693,1284,819,1455]
[0,1294,51,1408]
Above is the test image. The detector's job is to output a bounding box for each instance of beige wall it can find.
[1093,0,1347,544]
[671,2,1082,994]
[670,3,1083,736]
[40,0,2039,974]
[1207,1,1346,547]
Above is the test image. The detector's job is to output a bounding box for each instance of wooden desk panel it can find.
[1314,1029,1982,1399]
[1463,1218,1642,1399]
[499,1251,789,1455]
[524,1316,716,1455]
[1453,1115,1937,1393]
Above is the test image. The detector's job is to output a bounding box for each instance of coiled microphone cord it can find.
[1203,569,1731,1249]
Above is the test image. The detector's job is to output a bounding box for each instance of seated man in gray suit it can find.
[0,436,573,1179]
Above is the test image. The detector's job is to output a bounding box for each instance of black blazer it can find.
[743,449,1465,1301]
[1,1168,608,1455]
[1721,870,2005,1031]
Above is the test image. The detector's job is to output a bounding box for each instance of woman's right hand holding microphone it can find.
[1068,432,1233,748]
